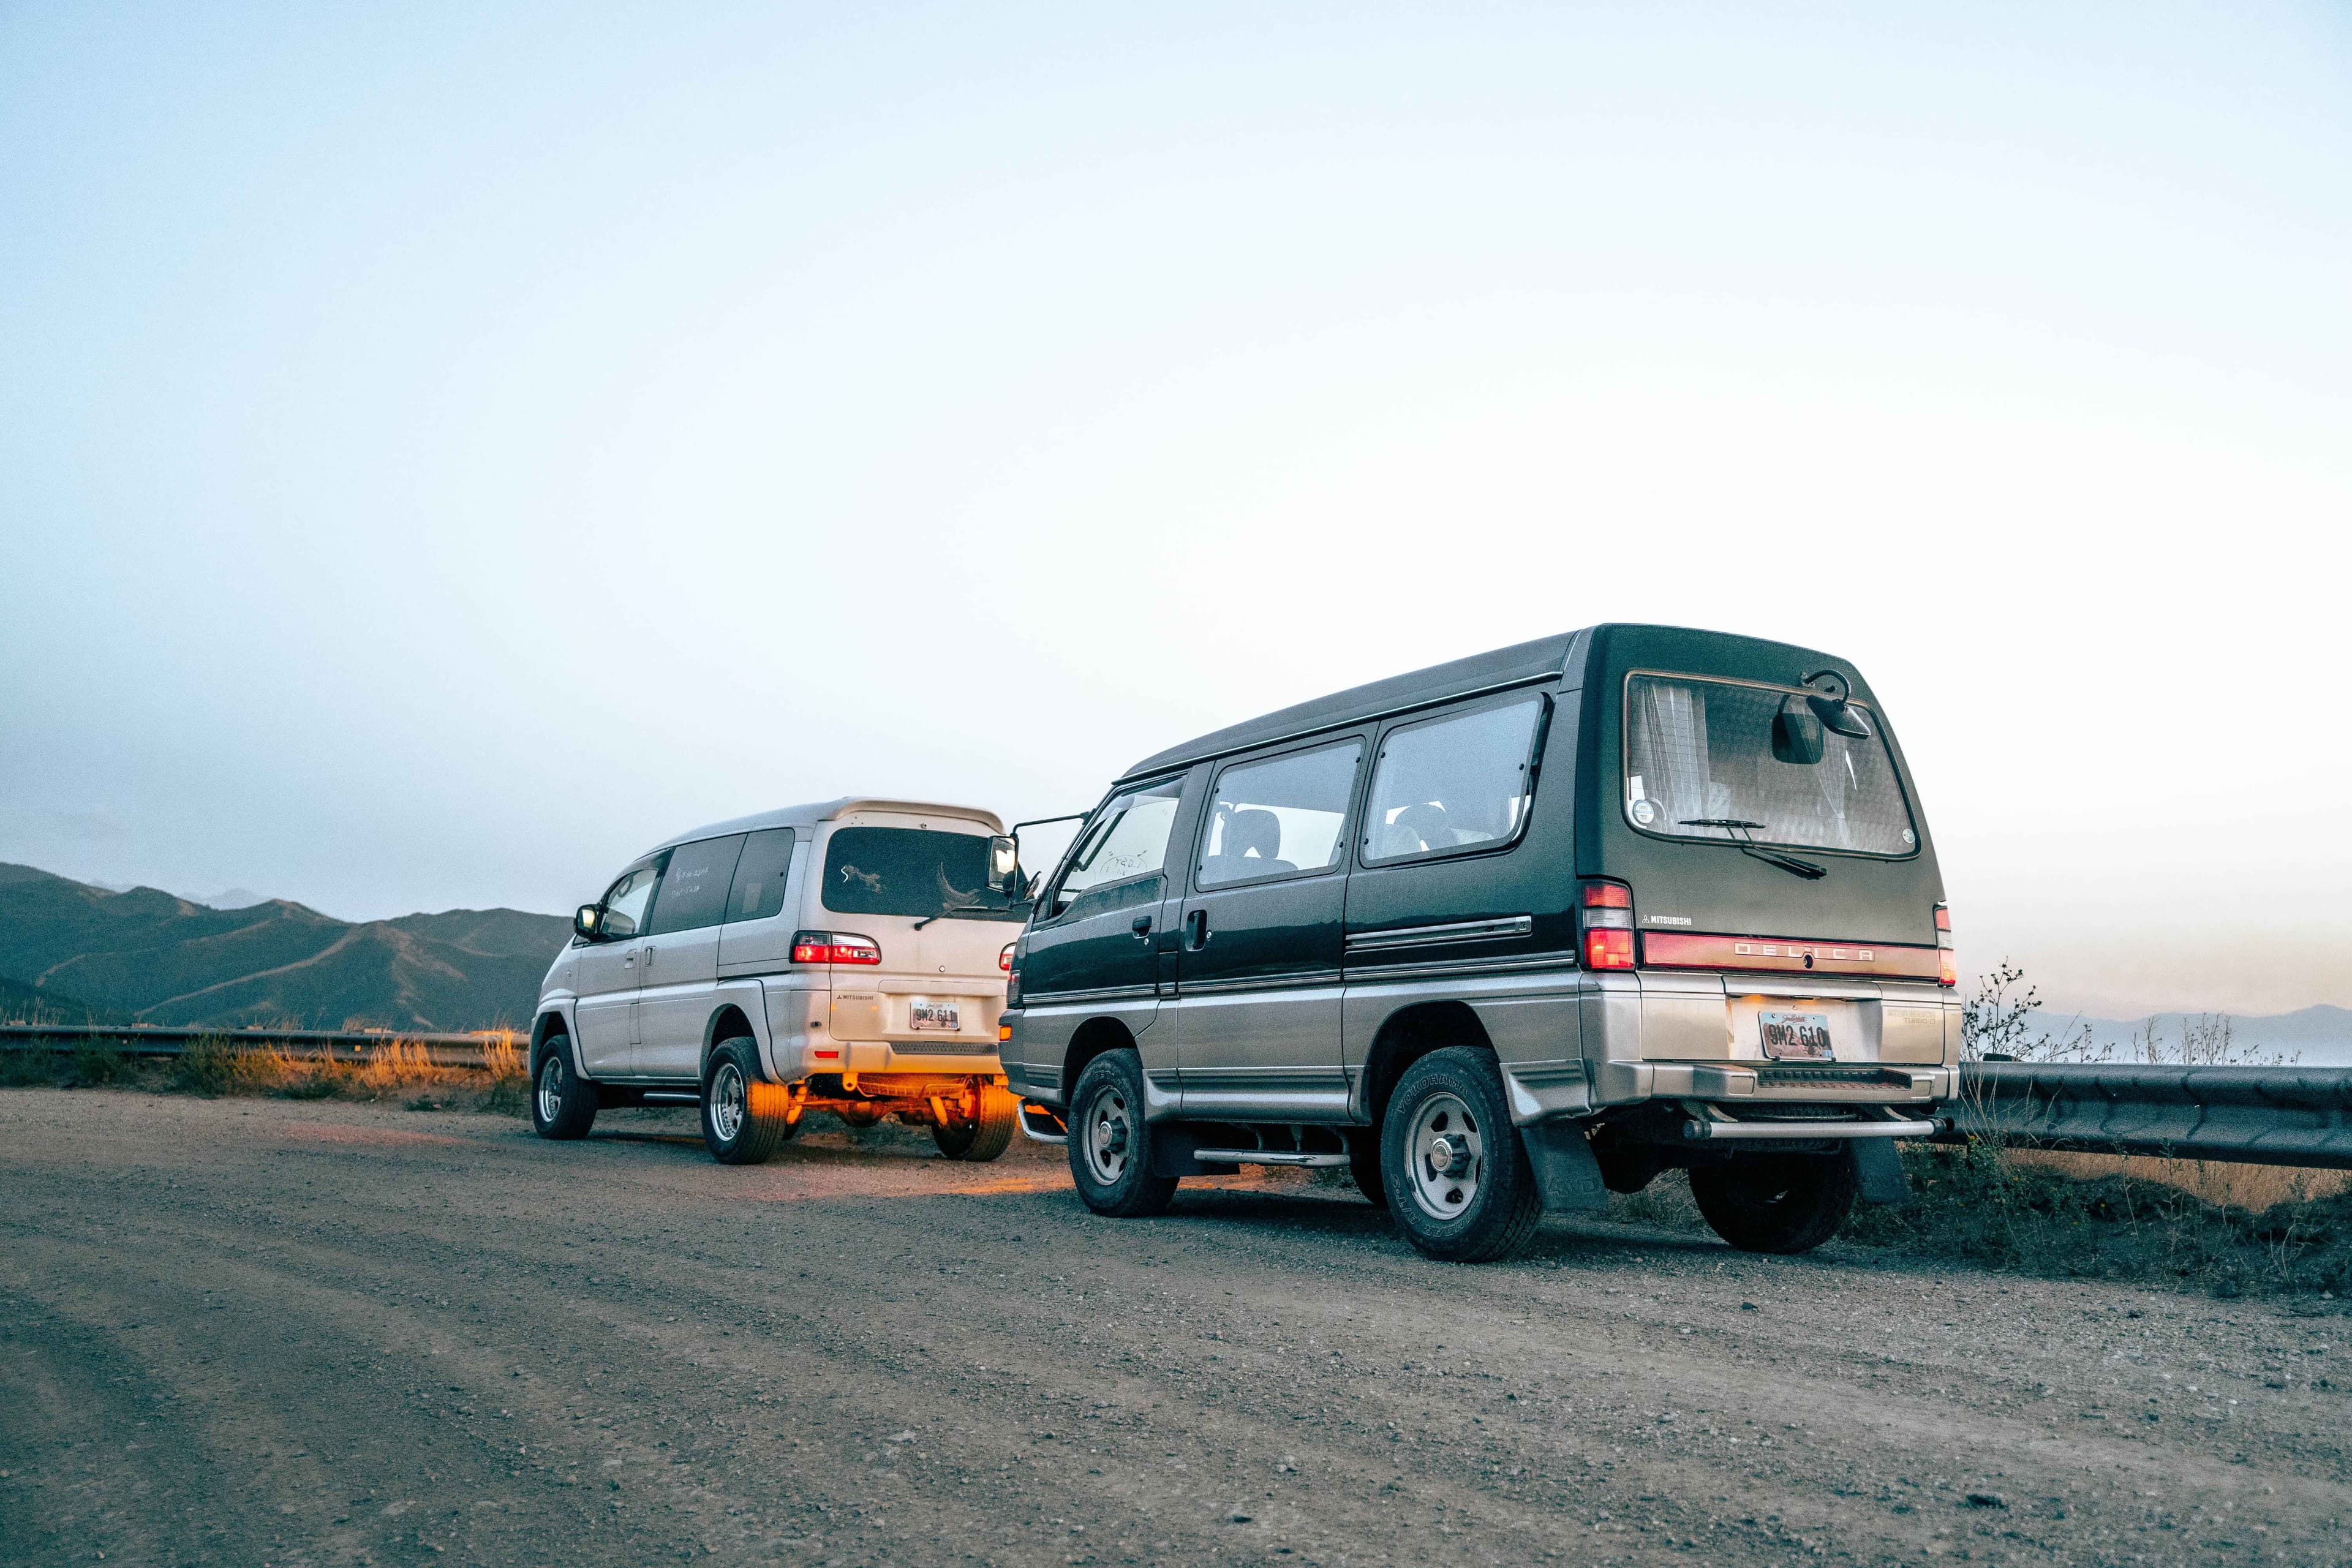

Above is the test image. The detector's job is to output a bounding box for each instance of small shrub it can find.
[1843,1142,2352,1298]
[477,1032,530,1116]
[175,1034,236,1096]
[1,1047,58,1088]
[69,1041,129,1086]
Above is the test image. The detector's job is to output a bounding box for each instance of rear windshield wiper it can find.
[1678,818,1828,881]
[912,904,1030,929]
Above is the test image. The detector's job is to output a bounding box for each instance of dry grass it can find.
[2011,1148,2351,1208]
[1,1031,532,1115]
[1583,1144,2352,1301]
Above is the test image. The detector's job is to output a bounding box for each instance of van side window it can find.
[646,835,746,935]
[1362,695,1547,864]
[1197,739,1362,888]
[1051,777,1185,916]
[725,828,796,923]
[597,860,662,939]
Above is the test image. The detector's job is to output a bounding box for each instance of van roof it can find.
[647,798,1005,854]
[1121,629,1596,781]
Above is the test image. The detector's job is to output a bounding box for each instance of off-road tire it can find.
[1689,1152,1856,1254]
[1067,1050,1178,1218]
[700,1038,795,1166]
[532,1039,598,1140]
[1348,1126,1388,1209]
[1380,1047,1542,1262]
[932,1081,1019,1162]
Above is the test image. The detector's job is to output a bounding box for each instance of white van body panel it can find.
[537,798,1012,1087]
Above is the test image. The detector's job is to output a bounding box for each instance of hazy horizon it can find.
[6,4,2349,1022]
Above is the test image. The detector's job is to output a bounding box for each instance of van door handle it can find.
[1130,915,1153,938]
[1185,909,1209,951]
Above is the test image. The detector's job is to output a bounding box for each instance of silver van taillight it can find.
[1934,903,1954,987]
[791,930,881,966]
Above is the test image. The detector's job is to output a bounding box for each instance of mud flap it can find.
[1848,1138,1914,1206]
[1520,1120,1610,1213]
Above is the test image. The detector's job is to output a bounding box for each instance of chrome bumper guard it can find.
[1681,1113,1939,1142]
[1018,1101,1068,1145]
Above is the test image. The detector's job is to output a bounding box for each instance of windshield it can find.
[820,827,1022,921]
[1623,674,1918,856]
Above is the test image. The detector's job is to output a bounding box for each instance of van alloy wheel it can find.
[699,1037,790,1166]
[1064,1050,1178,1218]
[536,1055,566,1125]
[530,1038,598,1140]
[1084,1086,1134,1184]
[1379,1047,1542,1262]
[708,1059,748,1143]
[1405,1092,1483,1220]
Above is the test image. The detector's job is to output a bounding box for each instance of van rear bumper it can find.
[1586,1060,1953,1104]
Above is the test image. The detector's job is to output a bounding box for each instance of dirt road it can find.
[2,1090,2346,1567]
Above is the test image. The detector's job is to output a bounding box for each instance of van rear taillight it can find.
[1000,943,1016,972]
[1934,902,1954,986]
[791,931,882,966]
[1578,879,1635,971]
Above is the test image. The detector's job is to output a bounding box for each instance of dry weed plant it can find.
[1,1028,534,1114]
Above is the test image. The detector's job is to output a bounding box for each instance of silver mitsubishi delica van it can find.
[998,627,1961,1261]
[530,799,1028,1164]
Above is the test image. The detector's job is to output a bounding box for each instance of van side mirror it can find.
[574,903,603,941]
[986,835,1020,895]
[1773,697,1825,765]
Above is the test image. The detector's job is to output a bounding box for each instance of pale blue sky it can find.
[4,2,2348,1016]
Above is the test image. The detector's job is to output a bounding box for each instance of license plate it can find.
[1758,1010,1834,1061]
[909,1000,961,1032]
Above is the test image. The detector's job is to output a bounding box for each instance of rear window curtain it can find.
[1362,695,1547,862]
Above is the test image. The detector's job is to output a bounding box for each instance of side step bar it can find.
[1191,1149,1350,1168]
[1018,1102,1068,1145]
[1683,1117,1937,1142]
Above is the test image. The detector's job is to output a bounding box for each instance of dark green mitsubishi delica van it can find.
[997,625,1960,1262]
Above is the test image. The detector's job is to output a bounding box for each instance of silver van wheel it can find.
[1404,1090,1483,1221]
[1082,1083,1135,1185]
[532,1036,597,1140]
[536,1055,567,1125]
[709,1059,747,1143]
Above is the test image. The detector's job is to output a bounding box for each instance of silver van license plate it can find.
[1759,1010,1833,1061]
[910,1001,960,1032]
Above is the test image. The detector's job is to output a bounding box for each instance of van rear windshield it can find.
[821,827,1022,921]
[1624,674,1918,856]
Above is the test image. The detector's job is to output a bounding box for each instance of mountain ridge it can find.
[0,862,567,1032]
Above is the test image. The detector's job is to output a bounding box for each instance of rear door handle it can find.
[1185,909,1209,950]
[1130,914,1153,939]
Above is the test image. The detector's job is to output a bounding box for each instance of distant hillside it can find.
[0,863,569,1032]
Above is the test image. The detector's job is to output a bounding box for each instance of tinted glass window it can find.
[1197,741,1361,888]
[598,861,660,939]
[1624,674,1917,854]
[1363,695,1545,863]
[1054,778,1185,912]
[725,828,796,924]
[646,835,745,935]
[820,827,1021,920]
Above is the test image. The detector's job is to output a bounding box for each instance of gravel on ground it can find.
[1,1088,2346,1567]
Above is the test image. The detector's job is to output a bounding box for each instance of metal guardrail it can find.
[0,1022,514,1068]
[1943,1060,2352,1171]
[9,1027,2351,1171]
